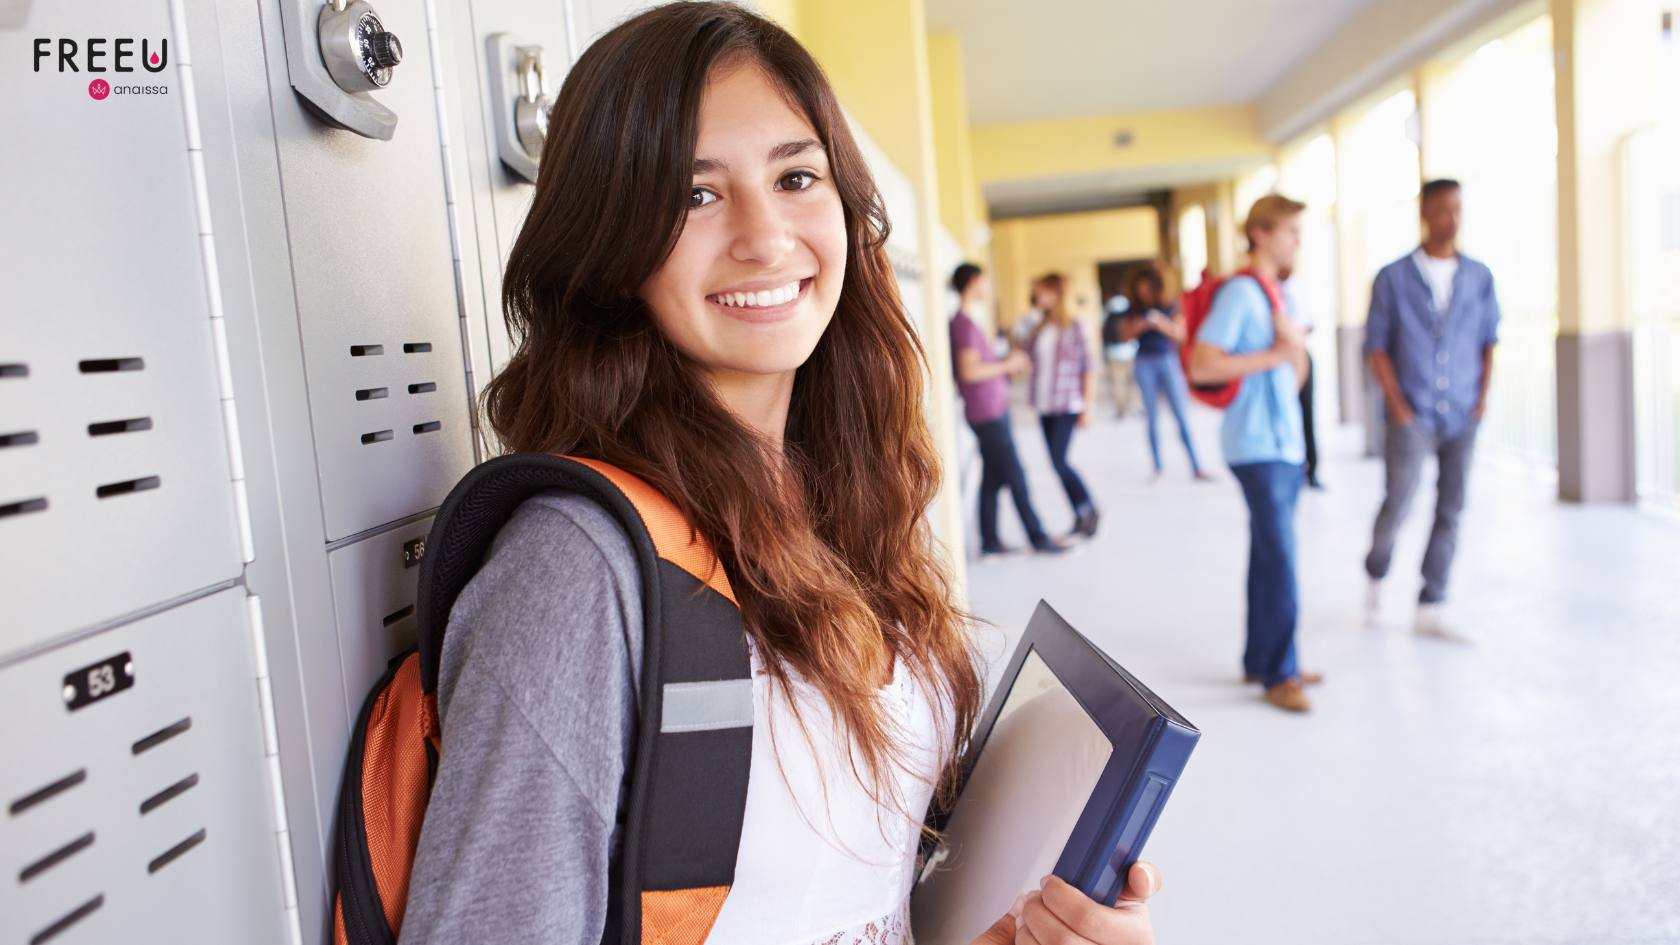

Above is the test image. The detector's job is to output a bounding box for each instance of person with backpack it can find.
[1118,266,1210,483]
[1362,179,1501,640]
[951,263,1072,557]
[1026,272,1101,539]
[380,6,1152,945]
[1187,194,1320,713]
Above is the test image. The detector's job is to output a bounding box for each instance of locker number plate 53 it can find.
[63,652,135,711]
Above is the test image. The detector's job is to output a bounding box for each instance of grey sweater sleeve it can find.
[400,491,643,945]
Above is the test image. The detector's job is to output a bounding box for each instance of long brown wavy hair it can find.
[483,2,982,810]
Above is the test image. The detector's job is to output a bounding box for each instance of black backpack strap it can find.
[414,452,752,945]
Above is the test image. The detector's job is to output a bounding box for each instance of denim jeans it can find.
[970,417,1048,549]
[1230,461,1303,686]
[1039,412,1093,519]
[1133,353,1202,474]
[1365,419,1480,603]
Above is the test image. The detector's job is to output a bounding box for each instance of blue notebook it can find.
[912,600,1200,943]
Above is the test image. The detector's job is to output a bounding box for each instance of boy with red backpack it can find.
[1185,195,1320,713]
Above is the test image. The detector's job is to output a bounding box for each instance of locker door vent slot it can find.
[361,430,394,445]
[132,717,192,755]
[146,828,206,874]
[78,358,144,373]
[0,362,28,378]
[412,421,441,435]
[350,345,384,357]
[355,387,389,401]
[95,476,161,500]
[29,893,103,945]
[19,832,95,884]
[382,604,415,627]
[139,774,199,816]
[0,497,49,519]
[408,382,436,394]
[0,431,40,448]
[87,417,153,437]
[402,342,432,353]
[9,769,87,816]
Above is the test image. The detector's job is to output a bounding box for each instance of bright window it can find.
[1278,131,1341,423]
[1632,14,1680,509]
[1178,203,1208,285]
[1421,16,1558,466]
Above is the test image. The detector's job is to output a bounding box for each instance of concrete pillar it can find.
[1329,115,1378,441]
[1211,179,1240,276]
[1551,0,1660,501]
[927,33,987,259]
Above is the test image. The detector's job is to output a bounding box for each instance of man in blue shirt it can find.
[1190,195,1318,713]
[1363,179,1500,640]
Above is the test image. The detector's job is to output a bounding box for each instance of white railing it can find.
[1481,310,1557,467]
[1627,123,1680,511]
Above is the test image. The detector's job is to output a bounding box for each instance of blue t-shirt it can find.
[1195,277,1305,467]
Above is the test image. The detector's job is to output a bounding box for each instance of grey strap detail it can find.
[661,679,754,733]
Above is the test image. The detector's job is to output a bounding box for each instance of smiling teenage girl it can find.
[399,5,1161,943]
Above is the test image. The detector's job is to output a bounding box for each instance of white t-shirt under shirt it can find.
[1412,248,1460,312]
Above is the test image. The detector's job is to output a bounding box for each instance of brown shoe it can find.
[1263,679,1312,713]
[1244,671,1325,685]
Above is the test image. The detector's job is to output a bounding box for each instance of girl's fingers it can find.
[1018,889,1087,945]
[1118,862,1161,902]
[1032,874,1156,944]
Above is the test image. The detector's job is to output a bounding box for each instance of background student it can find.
[1120,266,1211,483]
[1188,195,1321,714]
[1363,178,1501,640]
[1027,272,1101,538]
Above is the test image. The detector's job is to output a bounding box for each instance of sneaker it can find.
[1074,507,1100,538]
[1363,579,1382,627]
[979,544,1020,557]
[1415,603,1472,643]
[1192,470,1217,483]
[1031,537,1075,556]
[1263,679,1312,713]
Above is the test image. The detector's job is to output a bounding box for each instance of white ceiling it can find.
[924,0,1383,125]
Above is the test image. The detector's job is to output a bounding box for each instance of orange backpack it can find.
[331,453,753,945]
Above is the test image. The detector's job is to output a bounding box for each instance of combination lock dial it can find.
[320,0,403,93]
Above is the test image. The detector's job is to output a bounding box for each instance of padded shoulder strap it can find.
[413,452,752,945]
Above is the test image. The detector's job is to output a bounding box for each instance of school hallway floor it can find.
[958,399,1680,945]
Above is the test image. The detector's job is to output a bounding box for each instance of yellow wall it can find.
[990,206,1160,336]
[754,0,800,36]
[927,33,986,257]
[797,0,936,193]
[970,105,1271,185]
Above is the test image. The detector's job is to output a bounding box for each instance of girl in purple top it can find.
[1027,273,1099,538]
[949,263,1069,556]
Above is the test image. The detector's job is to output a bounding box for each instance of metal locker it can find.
[262,0,475,543]
[0,587,288,945]
[177,1,504,937]
[438,0,574,386]
[324,517,431,724]
[0,0,245,655]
